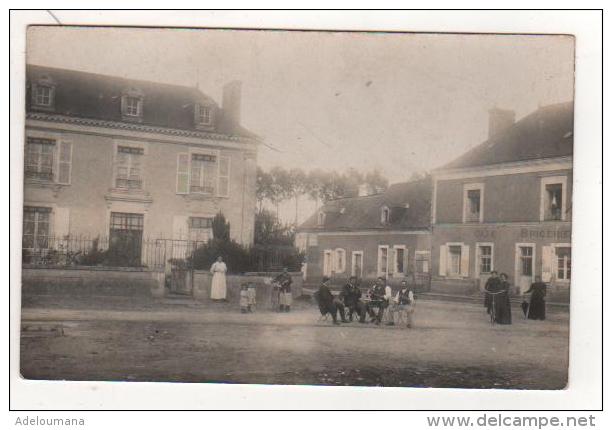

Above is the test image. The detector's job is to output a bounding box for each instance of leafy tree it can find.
[256,167,274,213]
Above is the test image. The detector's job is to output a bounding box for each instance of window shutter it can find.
[176,153,189,194]
[542,245,554,282]
[460,244,470,277]
[56,141,72,184]
[218,155,230,197]
[439,245,447,277]
[53,207,70,241]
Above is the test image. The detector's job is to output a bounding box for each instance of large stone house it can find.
[430,102,573,299]
[23,65,259,265]
[296,179,432,287]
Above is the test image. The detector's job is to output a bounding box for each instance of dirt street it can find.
[20,299,569,389]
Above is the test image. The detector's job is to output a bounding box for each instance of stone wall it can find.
[21,265,165,298]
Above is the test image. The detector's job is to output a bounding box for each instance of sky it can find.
[27,27,575,223]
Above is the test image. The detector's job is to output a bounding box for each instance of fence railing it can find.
[21,235,208,269]
[21,235,300,272]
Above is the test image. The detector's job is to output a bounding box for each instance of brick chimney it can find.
[488,107,515,138]
[222,80,242,128]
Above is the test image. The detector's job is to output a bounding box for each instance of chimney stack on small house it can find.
[222,80,242,129]
[488,107,515,138]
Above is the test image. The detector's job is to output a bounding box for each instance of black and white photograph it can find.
[17,25,577,390]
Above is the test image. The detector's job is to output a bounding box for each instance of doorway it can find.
[108,212,144,267]
[515,243,535,294]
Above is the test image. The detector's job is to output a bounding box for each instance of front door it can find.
[516,244,535,294]
[108,212,144,267]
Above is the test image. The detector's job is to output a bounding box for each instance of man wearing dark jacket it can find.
[316,277,346,324]
[340,276,366,323]
[274,268,293,312]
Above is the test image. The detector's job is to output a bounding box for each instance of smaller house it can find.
[296,179,432,287]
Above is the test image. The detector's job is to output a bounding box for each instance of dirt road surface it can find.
[20,299,569,389]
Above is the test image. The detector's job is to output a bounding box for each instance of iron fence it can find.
[21,235,301,272]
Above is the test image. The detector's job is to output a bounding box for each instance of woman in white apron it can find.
[210,256,227,300]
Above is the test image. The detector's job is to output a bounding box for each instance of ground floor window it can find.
[188,216,213,243]
[556,246,571,281]
[448,245,462,276]
[519,246,533,276]
[23,206,51,249]
[109,212,144,267]
[334,248,346,273]
[351,251,363,277]
[415,251,430,273]
[377,246,389,277]
[477,244,493,274]
[393,245,406,276]
[323,250,333,277]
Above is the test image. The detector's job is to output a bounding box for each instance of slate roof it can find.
[25,64,257,139]
[298,178,432,232]
[439,101,574,170]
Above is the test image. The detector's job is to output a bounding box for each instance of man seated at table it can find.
[366,277,389,325]
[340,276,367,323]
[315,276,347,325]
[390,280,416,328]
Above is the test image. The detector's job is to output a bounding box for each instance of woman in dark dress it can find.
[493,273,512,325]
[525,276,547,320]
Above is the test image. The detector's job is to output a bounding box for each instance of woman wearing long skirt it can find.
[525,276,547,320]
[493,273,512,324]
[210,256,227,300]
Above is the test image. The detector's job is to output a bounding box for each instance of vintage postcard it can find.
[19,25,576,391]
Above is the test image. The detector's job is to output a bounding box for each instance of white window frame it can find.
[381,206,390,224]
[392,245,407,278]
[187,216,214,244]
[323,249,333,277]
[189,148,219,195]
[124,96,142,117]
[475,242,495,276]
[195,103,214,127]
[445,242,464,278]
[112,141,147,190]
[31,77,56,110]
[415,250,430,274]
[515,242,537,285]
[34,84,53,106]
[334,248,346,274]
[351,251,364,277]
[377,245,390,277]
[24,137,56,181]
[551,243,571,283]
[463,183,484,223]
[25,131,73,185]
[540,175,568,221]
[22,205,53,250]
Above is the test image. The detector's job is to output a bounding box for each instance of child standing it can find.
[247,283,257,312]
[239,284,249,313]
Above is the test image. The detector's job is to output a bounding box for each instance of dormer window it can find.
[317,212,326,226]
[124,97,141,117]
[381,206,390,224]
[195,103,215,129]
[121,88,144,121]
[31,75,56,110]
